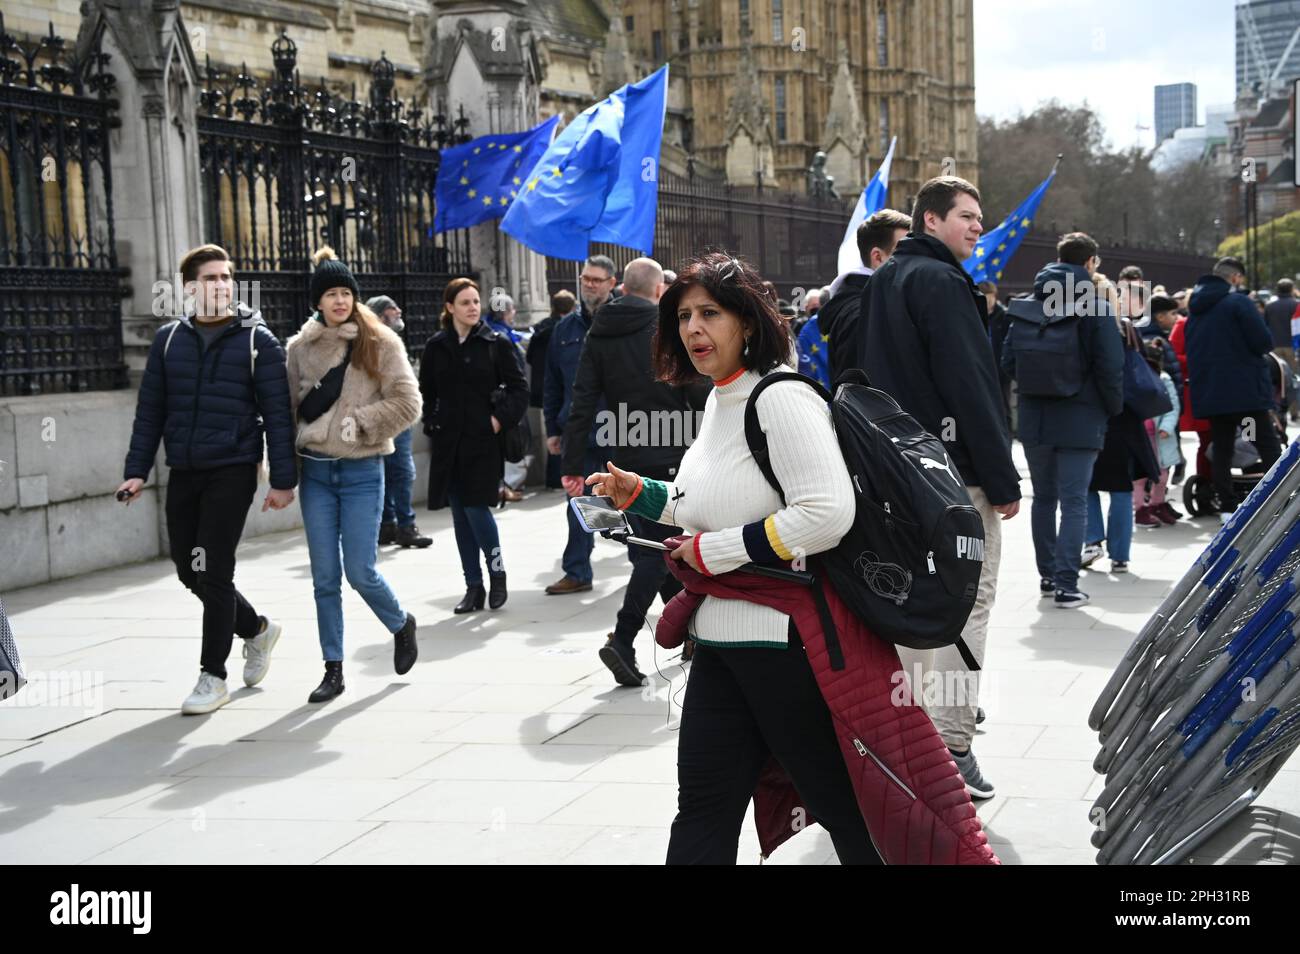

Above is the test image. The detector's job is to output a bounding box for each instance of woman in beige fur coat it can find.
[285,248,422,704]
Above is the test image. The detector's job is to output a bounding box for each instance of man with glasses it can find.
[544,255,619,595]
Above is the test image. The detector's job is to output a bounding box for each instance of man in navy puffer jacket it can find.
[1185,256,1283,519]
[117,244,297,716]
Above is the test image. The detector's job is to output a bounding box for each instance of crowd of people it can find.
[114,177,1298,863]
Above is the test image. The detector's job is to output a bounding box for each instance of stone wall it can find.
[0,392,432,592]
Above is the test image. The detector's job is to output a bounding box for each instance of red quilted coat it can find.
[657,554,999,865]
[1170,315,1209,434]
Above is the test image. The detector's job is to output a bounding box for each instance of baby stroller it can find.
[1183,430,1272,517]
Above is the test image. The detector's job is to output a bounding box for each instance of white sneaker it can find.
[181,672,230,715]
[242,617,282,687]
[1080,543,1104,568]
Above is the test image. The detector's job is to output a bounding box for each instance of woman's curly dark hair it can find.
[654,250,792,385]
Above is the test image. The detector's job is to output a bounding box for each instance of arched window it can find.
[772,0,784,44]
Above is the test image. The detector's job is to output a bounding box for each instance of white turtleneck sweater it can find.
[626,365,854,647]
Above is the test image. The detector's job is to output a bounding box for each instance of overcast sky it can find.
[973,0,1238,151]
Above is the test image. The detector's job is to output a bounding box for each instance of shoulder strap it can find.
[162,321,181,358]
[249,323,259,379]
[743,371,831,505]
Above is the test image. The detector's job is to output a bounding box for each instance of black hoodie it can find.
[561,294,711,480]
[817,271,872,382]
[857,233,1021,504]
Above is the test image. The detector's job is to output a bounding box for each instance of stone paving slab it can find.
[1,439,1295,864]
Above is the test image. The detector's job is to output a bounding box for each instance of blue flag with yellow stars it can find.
[434,115,561,233]
[501,66,668,261]
[962,168,1057,284]
[796,315,831,389]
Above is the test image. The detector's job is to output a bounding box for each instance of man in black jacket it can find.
[526,290,576,489]
[561,257,711,686]
[117,244,297,716]
[819,208,911,382]
[856,176,1021,800]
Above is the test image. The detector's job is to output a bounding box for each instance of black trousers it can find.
[166,463,262,680]
[1210,411,1282,511]
[612,514,683,650]
[666,625,883,865]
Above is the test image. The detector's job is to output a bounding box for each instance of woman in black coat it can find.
[420,278,528,613]
[1084,319,1161,573]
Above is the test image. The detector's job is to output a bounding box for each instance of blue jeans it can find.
[382,427,416,528]
[448,488,502,586]
[561,449,602,583]
[1087,491,1134,563]
[300,456,408,661]
[1025,444,1098,593]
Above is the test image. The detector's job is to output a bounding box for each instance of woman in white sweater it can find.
[587,252,882,864]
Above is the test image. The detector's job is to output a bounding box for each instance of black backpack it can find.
[744,370,984,669]
[1005,295,1087,398]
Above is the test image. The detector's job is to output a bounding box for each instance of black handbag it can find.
[491,339,528,463]
[298,341,353,423]
[0,597,25,701]
[1121,322,1173,419]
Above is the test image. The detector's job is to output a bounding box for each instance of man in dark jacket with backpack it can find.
[856,176,1020,799]
[1185,256,1283,519]
[117,244,297,716]
[561,257,711,686]
[1002,233,1123,608]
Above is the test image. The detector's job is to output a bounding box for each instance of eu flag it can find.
[434,115,560,233]
[501,66,668,261]
[963,165,1058,284]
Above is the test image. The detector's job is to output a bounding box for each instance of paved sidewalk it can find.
[3,445,1298,864]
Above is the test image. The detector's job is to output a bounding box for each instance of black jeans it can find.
[612,514,683,651]
[666,625,883,865]
[1210,411,1282,511]
[166,463,262,680]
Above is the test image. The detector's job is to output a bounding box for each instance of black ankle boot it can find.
[308,661,344,704]
[393,612,418,675]
[488,572,507,610]
[454,584,486,614]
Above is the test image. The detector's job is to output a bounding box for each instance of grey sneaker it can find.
[242,617,282,687]
[951,747,995,799]
[182,672,230,715]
